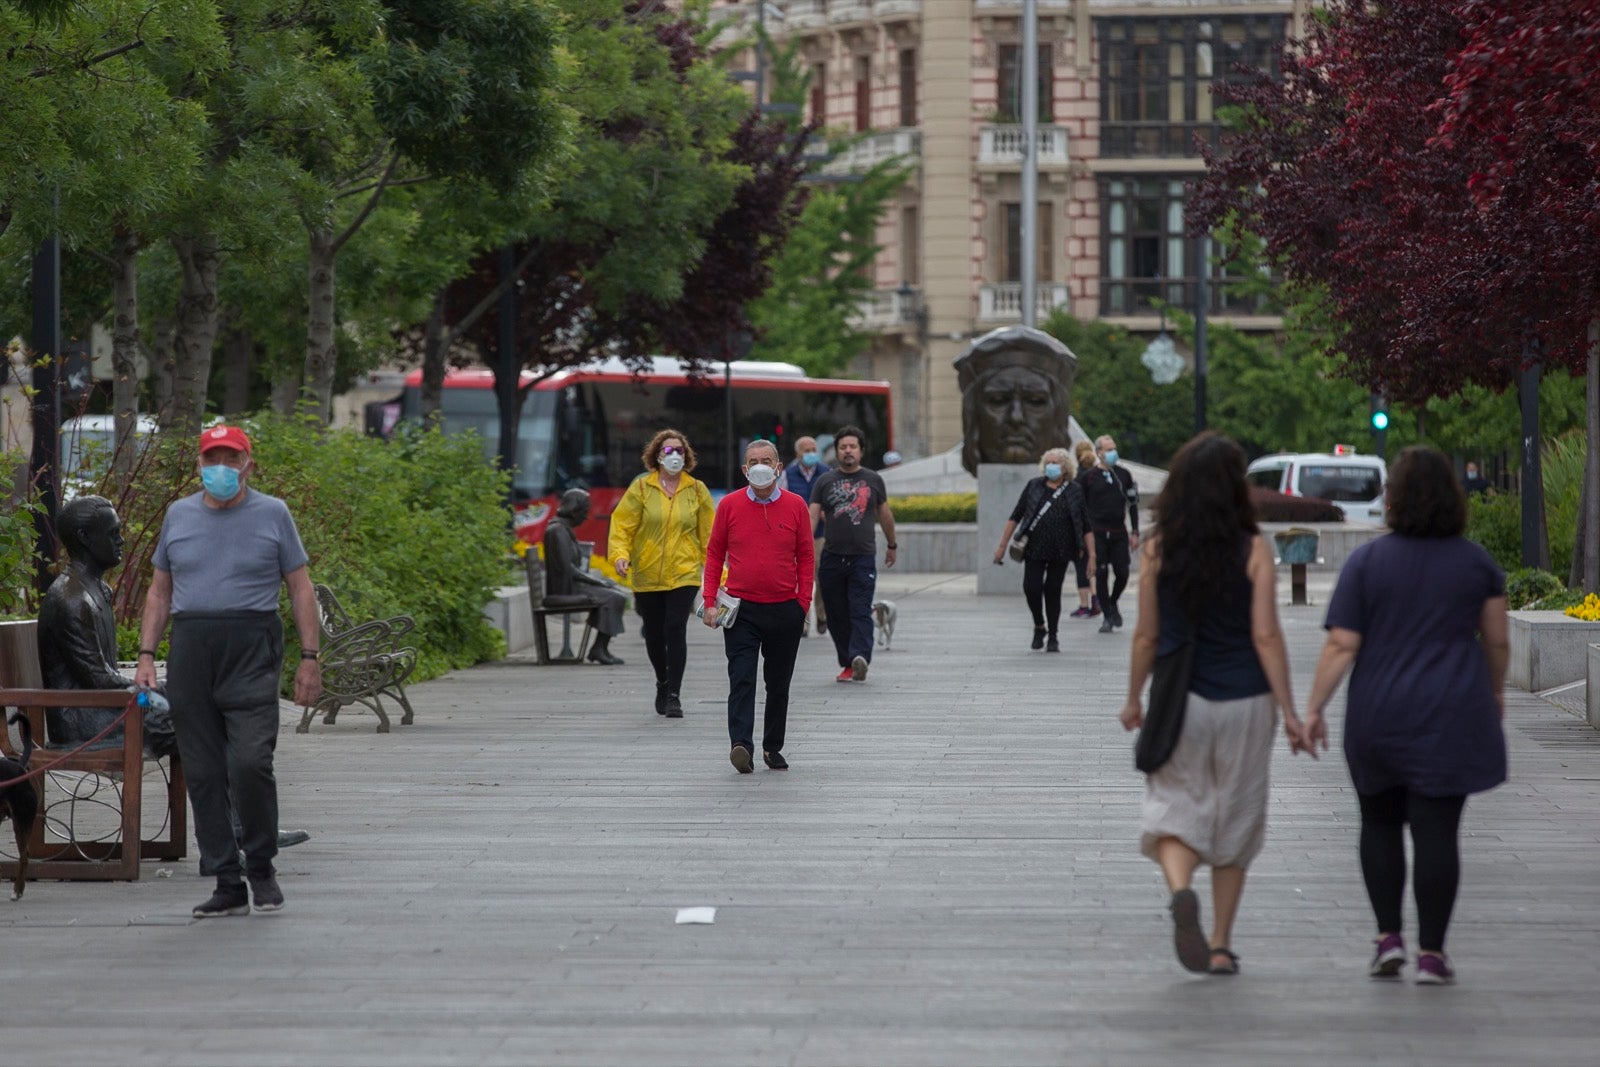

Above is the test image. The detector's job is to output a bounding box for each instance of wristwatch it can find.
[885,542,897,550]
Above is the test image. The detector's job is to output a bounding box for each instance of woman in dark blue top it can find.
[1119,432,1309,976]
[1304,446,1509,986]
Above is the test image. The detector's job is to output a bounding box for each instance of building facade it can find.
[712,0,1309,460]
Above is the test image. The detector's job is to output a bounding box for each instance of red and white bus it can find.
[368,356,893,546]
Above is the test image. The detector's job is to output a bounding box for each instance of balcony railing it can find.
[1099,277,1274,318]
[978,125,1069,167]
[1099,121,1223,159]
[874,0,922,17]
[975,0,1068,9]
[851,287,922,331]
[820,128,921,175]
[979,283,1071,323]
[785,0,826,30]
[828,0,871,24]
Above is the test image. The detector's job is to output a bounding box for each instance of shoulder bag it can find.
[1009,480,1070,562]
[1134,615,1196,774]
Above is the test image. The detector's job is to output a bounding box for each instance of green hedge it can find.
[890,493,977,523]
[1505,568,1566,610]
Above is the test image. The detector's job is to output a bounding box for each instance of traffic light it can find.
[1370,409,1390,432]
[1369,393,1389,459]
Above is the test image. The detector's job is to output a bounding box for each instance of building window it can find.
[999,202,1053,283]
[809,62,826,125]
[1099,177,1270,316]
[997,44,1053,123]
[854,55,871,132]
[1098,16,1285,157]
[901,206,919,285]
[899,48,917,127]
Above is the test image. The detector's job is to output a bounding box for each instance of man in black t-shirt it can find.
[1081,434,1140,634]
[809,426,897,683]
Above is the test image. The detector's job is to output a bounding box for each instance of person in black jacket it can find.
[1083,435,1140,634]
[993,448,1095,651]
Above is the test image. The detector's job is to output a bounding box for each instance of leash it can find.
[0,694,139,790]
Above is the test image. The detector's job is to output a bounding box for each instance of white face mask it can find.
[660,453,685,475]
[745,462,778,489]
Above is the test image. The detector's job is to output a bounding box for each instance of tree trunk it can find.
[270,369,302,416]
[1586,317,1600,592]
[148,315,176,422]
[109,229,141,486]
[303,226,338,426]
[421,290,447,426]
[169,234,222,435]
[221,325,253,416]
[1519,356,1550,571]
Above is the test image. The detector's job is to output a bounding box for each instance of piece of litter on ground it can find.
[155,869,173,878]
[675,907,716,925]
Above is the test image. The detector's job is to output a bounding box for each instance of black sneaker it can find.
[193,885,249,918]
[1109,605,1125,629]
[1098,618,1114,634]
[654,685,669,715]
[663,693,683,719]
[249,873,285,913]
[1031,627,1046,650]
[763,751,789,770]
[1046,635,1061,653]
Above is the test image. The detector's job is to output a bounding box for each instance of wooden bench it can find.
[523,550,596,665]
[0,620,187,883]
[296,583,418,734]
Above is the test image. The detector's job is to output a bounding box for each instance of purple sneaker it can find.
[1069,606,1090,618]
[1415,953,1455,986]
[1369,933,1405,978]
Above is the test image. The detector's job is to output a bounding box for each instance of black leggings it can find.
[1072,548,1092,591]
[1022,558,1070,634]
[634,585,698,694]
[1357,787,1467,953]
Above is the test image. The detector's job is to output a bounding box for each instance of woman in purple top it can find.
[1304,446,1509,986]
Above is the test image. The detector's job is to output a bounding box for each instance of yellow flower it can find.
[1564,593,1600,621]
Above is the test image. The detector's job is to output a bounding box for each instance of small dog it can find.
[872,599,898,650]
[1,713,38,901]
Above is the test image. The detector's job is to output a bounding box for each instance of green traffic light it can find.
[1371,411,1390,431]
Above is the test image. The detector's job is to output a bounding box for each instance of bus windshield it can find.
[399,387,557,501]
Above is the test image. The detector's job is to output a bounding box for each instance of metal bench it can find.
[296,584,418,734]
[523,549,596,665]
[0,619,187,883]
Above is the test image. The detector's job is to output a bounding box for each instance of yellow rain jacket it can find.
[607,470,716,593]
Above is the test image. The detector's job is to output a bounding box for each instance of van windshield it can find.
[1299,465,1382,502]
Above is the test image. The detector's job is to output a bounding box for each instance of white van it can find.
[1246,447,1387,523]
[59,414,158,497]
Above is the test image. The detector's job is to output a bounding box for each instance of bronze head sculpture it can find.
[953,326,1078,476]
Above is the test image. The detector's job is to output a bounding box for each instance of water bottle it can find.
[137,689,170,713]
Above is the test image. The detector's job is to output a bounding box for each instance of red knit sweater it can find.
[702,486,815,612]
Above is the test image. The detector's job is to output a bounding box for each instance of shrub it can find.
[889,492,977,523]
[1505,568,1565,610]
[1466,489,1521,572]
[0,451,39,617]
[1250,487,1345,523]
[1531,588,1586,612]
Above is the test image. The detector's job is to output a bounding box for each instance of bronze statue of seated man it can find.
[38,495,178,758]
[543,488,627,665]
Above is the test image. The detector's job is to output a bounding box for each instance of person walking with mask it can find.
[809,426,896,683]
[993,448,1093,651]
[1070,441,1102,619]
[134,425,324,918]
[1084,434,1140,633]
[784,435,831,636]
[703,440,814,773]
[609,429,715,718]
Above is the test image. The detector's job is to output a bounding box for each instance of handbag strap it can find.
[1024,480,1071,535]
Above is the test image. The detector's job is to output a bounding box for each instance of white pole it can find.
[1020,0,1039,329]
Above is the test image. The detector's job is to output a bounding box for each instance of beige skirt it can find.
[1140,690,1277,868]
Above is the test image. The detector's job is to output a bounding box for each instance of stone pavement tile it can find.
[4,582,1599,1066]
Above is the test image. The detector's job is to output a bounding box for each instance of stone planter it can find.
[1507,611,1600,691]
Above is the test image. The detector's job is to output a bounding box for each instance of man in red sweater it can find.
[703,439,815,773]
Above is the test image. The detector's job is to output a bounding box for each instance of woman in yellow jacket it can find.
[608,428,716,718]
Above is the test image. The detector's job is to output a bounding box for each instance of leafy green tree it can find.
[1043,313,1194,466]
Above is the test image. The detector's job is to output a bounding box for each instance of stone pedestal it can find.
[1507,611,1600,691]
[976,464,1039,595]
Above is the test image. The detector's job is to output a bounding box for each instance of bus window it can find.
[408,385,556,500]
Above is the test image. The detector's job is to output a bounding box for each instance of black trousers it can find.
[1094,529,1131,610]
[1358,788,1468,952]
[723,598,804,753]
[166,612,284,885]
[1072,547,1092,592]
[1022,558,1070,633]
[817,551,876,667]
[635,585,697,694]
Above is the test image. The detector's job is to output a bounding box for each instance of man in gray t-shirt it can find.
[808,426,897,684]
[135,424,324,919]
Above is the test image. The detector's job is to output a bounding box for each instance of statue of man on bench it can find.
[38,495,178,758]
[543,489,627,665]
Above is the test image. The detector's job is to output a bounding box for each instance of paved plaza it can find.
[6,571,1600,1066]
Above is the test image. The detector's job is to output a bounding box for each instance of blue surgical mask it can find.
[1044,462,1063,479]
[800,451,820,468]
[1103,449,1119,467]
[201,463,241,501]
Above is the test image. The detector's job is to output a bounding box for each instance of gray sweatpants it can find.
[166,611,284,884]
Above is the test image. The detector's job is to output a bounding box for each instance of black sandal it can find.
[1208,948,1240,976]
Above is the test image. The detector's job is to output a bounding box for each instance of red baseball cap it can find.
[199,424,252,455]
